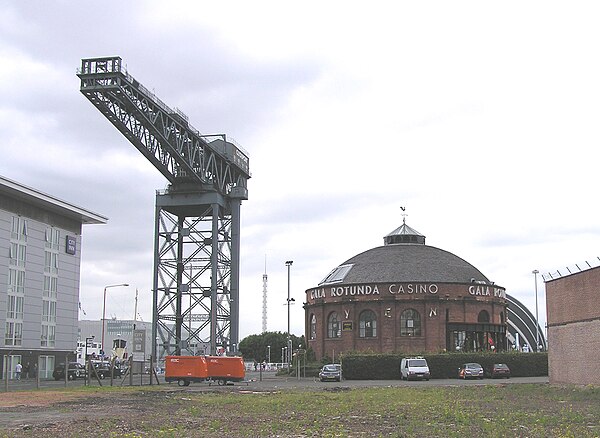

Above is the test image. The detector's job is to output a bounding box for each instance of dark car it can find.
[458,362,484,379]
[90,360,123,379]
[53,362,86,381]
[487,363,511,379]
[319,364,342,382]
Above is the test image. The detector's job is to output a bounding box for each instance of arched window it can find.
[400,309,421,336]
[359,310,377,338]
[478,310,490,323]
[310,314,317,340]
[327,312,341,338]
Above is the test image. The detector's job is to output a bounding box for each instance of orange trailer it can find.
[205,356,245,386]
[165,355,208,386]
[165,355,245,386]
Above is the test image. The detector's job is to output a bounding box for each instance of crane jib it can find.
[77,56,250,197]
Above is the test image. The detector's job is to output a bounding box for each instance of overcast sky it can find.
[2,1,600,340]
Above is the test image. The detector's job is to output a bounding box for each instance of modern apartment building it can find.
[0,175,106,378]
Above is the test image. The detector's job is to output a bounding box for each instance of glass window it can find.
[327,312,341,338]
[42,300,57,323]
[39,355,55,379]
[400,309,421,336]
[45,227,60,250]
[359,310,377,338]
[44,276,58,298]
[6,295,24,320]
[41,324,56,347]
[478,310,490,323]
[5,322,23,346]
[45,251,59,274]
[9,243,26,267]
[8,269,25,294]
[319,264,354,285]
[310,314,317,340]
[11,217,27,241]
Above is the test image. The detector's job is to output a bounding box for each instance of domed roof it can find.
[319,221,490,285]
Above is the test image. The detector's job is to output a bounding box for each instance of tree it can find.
[239,331,305,363]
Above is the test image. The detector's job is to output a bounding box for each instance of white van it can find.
[400,357,430,381]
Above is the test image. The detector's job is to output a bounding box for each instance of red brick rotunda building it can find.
[304,221,508,361]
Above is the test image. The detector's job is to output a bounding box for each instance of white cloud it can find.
[2,1,600,340]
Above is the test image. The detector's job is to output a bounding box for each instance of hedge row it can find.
[339,352,548,380]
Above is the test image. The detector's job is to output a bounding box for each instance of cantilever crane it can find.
[77,57,250,361]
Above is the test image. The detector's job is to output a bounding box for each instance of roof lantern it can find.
[384,215,426,245]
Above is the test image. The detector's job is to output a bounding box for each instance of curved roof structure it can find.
[320,220,490,286]
[333,244,490,285]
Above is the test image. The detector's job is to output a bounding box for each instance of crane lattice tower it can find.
[77,57,250,360]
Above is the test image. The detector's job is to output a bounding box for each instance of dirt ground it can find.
[0,386,191,436]
[0,376,555,437]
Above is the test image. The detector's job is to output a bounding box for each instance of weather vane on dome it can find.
[400,206,407,224]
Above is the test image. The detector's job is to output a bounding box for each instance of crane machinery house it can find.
[0,175,106,379]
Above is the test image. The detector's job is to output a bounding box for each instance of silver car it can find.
[458,362,484,379]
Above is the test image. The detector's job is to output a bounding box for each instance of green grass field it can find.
[2,383,600,437]
[146,384,600,437]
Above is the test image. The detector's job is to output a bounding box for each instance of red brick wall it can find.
[546,267,600,385]
[548,321,600,385]
[305,281,506,360]
[546,267,600,324]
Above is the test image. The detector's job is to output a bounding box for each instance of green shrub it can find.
[340,352,548,380]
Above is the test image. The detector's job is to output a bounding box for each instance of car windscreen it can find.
[409,359,427,367]
[323,365,339,372]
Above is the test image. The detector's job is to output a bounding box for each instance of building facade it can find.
[545,263,600,385]
[0,175,105,378]
[78,319,154,363]
[304,221,509,361]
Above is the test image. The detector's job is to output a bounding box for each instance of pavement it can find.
[0,371,549,392]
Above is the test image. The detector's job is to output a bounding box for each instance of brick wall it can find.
[546,267,600,385]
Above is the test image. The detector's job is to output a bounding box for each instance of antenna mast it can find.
[262,255,268,333]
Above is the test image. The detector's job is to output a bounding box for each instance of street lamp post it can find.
[85,335,94,386]
[267,345,271,364]
[532,269,540,352]
[285,260,293,369]
[102,283,129,356]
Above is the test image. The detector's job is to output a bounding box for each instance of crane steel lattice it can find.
[77,57,250,361]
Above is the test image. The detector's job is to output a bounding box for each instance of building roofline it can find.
[0,175,107,225]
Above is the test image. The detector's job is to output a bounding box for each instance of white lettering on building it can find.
[389,284,438,294]
[330,285,380,297]
[468,285,505,297]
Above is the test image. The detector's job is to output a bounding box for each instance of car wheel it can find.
[177,379,187,387]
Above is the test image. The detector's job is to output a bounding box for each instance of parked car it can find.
[90,360,123,379]
[319,364,342,382]
[458,363,484,379]
[53,362,86,381]
[487,363,511,379]
[400,357,430,381]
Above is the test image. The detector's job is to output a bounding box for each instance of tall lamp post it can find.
[532,269,540,352]
[84,335,94,386]
[267,345,271,364]
[102,283,129,355]
[285,260,294,369]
